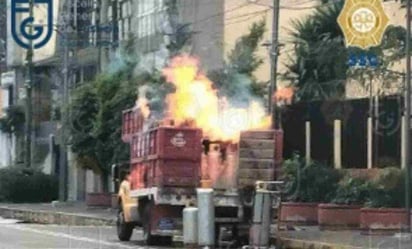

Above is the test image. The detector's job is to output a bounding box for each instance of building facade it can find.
[0,0,12,168]
[5,0,63,170]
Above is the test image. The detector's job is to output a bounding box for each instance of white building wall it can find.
[0,86,13,168]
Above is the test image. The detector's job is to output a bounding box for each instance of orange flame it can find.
[274,87,295,105]
[161,54,270,141]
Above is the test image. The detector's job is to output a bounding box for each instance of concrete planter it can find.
[318,204,361,230]
[360,208,409,234]
[279,202,318,225]
[86,192,112,207]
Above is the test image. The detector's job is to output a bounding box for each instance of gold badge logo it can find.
[337,0,390,49]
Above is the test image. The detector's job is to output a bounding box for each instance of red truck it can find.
[116,107,283,246]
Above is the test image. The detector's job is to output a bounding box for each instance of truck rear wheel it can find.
[117,209,134,241]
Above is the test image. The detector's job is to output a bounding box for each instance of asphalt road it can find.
[0,217,169,249]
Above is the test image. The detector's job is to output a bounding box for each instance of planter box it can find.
[318,204,361,230]
[86,192,113,207]
[279,202,318,225]
[360,208,409,234]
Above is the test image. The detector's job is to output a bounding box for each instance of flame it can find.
[161,54,270,141]
[274,87,294,105]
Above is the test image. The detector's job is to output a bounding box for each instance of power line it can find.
[193,2,251,25]
[225,8,271,22]
[251,0,342,10]
[225,9,271,26]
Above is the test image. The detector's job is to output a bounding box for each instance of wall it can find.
[0,86,12,168]
[282,96,402,168]
[129,0,225,72]
[179,0,225,71]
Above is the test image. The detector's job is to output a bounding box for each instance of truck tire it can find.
[117,208,134,241]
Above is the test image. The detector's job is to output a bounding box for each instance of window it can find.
[75,0,97,48]
[118,0,132,41]
[133,0,166,51]
[110,1,118,46]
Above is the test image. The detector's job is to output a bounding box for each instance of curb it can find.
[0,207,115,226]
[277,237,365,249]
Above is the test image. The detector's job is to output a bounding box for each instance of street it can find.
[0,217,167,249]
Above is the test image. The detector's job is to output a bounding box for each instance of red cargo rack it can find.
[130,127,202,163]
[122,107,145,143]
[130,159,200,189]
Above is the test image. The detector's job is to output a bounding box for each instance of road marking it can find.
[6,225,142,249]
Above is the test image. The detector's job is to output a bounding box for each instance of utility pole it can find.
[59,19,70,201]
[57,0,75,201]
[24,0,34,168]
[405,0,411,233]
[269,0,280,129]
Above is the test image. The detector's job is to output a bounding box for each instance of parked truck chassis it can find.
[116,107,283,246]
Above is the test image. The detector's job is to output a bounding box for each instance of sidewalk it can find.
[0,202,116,226]
[1,203,411,248]
[277,226,412,249]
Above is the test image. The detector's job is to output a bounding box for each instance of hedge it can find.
[0,166,58,203]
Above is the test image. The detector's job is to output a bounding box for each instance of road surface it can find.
[0,217,168,249]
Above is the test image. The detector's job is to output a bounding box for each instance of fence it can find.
[281,95,402,168]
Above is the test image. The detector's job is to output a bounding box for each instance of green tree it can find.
[0,105,25,135]
[283,1,346,101]
[66,46,138,191]
[0,105,25,168]
[208,20,267,105]
[283,1,407,101]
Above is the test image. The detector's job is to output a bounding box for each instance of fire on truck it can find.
[115,55,283,246]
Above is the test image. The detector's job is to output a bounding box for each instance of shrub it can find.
[331,177,371,205]
[281,153,342,203]
[366,167,406,208]
[377,157,399,169]
[0,166,58,203]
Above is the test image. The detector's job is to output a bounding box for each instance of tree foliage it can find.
[208,20,267,104]
[283,1,407,101]
[66,0,197,184]
[0,105,25,135]
[348,25,407,94]
[281,153,342,203]
[66,49,138,179]
[283,1,347,101]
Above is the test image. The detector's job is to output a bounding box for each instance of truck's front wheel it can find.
[117,209,134,241]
